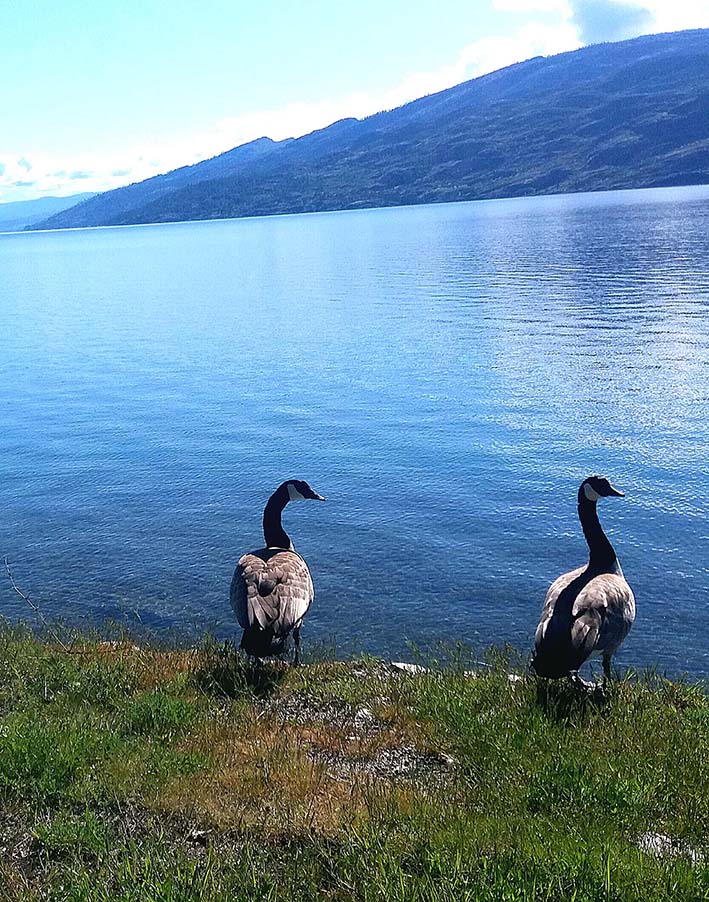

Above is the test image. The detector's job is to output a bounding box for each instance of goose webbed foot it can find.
[568,671,597,691]
[568,670,613,704]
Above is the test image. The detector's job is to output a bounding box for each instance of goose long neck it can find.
[263,487,292,549]
[577,491,617,572]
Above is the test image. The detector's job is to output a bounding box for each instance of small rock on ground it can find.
[308,744,456,784]
[636,832,703,863]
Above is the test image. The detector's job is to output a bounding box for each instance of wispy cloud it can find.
[215,20,579,149]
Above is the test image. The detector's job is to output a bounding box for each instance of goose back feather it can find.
[231,548,314,656]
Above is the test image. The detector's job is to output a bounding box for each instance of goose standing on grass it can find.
[230,479,325,663]
[532,475,635,686]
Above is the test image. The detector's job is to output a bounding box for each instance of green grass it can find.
[0,625,708,900]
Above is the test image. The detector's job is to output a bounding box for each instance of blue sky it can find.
[2,0,707,203]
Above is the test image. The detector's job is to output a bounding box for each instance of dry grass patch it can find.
[87,642,202,692]
[158,703,426,836]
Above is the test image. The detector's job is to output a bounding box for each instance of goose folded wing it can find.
[535,565,585,646]
[569,606,602,664]
[272,566,315,637]
[230,552,314,635]
[571,573,634,659]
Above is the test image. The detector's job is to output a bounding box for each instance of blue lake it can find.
[1,186,709,674]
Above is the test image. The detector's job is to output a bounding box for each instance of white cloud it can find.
[215,20,579,148]
[456,21,580,74]
[0,143,206,204]
[647,0,709,31]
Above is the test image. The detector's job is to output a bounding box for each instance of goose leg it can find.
[602,654,612,684]
[293,627,301,666]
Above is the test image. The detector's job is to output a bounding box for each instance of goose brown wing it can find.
[534,565,585,649]
[230,548,314,636]
[571,573,636,659]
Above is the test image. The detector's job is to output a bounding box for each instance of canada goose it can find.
[230,479,325,663]
[532,475,635,685]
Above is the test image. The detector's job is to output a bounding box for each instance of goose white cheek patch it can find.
[288,484,307,502]
[584,483,601,501]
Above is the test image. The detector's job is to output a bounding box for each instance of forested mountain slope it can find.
[36,29,709,230]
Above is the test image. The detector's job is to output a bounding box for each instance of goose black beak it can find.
[312,492,326,501]
[608,485,625,497]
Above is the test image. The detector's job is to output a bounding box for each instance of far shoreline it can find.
[12,180,709,237]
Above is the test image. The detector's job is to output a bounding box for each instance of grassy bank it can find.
[1,626,708,900]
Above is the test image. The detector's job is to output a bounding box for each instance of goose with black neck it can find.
[532,475,636,687]
[230,479,325,663]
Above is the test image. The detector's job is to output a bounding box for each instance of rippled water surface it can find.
[2,186,709,674]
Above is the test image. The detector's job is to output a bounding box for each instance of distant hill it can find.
[32,137,287,232]
[0,193,94,232]
[35,29,709,231]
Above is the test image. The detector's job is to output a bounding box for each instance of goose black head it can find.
[284,479,326,502]
[581,474,625,502]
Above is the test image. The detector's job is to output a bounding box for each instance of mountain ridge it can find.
[34,29,709,230]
